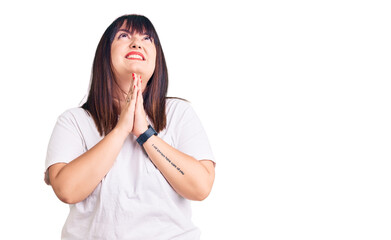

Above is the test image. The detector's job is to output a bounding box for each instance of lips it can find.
[125,51,145,61]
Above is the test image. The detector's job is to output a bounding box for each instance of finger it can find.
[131,83,138,101]
[133,83,143,113]
[125,90,132,104]
[137,84,143,105]
[125,74,137,103]
[139,75,142,87]
[131,73,138,92]
[137,76,143,100]
[126,74,134,97]
[125,86,137,111]
[135,83,141,107]
[137,75,142,90]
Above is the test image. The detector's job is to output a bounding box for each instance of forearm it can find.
[142,135,214,201]
[51,127,128,203]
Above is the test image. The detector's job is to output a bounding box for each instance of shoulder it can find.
[56,107,91,123]
[166,97,193,113]
[165,98,201,125]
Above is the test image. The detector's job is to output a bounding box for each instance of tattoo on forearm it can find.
[152,144,185,175]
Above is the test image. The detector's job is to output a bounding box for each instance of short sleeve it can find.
[173,101,216,167]
[44,110,87,184]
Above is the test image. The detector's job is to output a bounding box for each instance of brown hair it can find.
[81,14,168,136]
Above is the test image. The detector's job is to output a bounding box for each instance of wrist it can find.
[136,125,157,146]
[134,125,149,138]
[111,127,130,139]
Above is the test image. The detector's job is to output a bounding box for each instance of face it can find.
[110,22,157,91]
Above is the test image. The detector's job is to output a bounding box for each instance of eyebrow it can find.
[118,29,149,36]
[118,29,132,34]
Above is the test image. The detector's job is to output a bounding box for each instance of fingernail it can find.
[132,73,135,79]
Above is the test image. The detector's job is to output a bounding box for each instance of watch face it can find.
[148,125,157,135]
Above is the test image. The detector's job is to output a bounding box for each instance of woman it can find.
[45,14,216,239]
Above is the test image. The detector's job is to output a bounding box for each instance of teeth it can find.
[126,54,143,60]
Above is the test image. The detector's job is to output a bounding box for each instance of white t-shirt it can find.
[45,98,215,240]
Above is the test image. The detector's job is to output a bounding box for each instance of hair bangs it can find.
[111,15,158,44]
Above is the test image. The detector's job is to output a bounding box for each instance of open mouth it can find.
[125,51,145,61]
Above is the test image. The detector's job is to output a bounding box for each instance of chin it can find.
[126,66,145,75]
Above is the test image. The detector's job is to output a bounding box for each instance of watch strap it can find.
[136,125,157,146]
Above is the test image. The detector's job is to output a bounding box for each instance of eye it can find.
[144,35,152,41]
[118,32,129,39]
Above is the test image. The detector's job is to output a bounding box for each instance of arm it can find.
[142,135,215,201]
[49,128,129,204]
[132,76,215,201]
[48,76,140,204]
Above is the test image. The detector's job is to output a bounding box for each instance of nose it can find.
[130,38,142,49]
[130,43,142,49]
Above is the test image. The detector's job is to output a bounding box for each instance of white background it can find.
[0,0,390,239]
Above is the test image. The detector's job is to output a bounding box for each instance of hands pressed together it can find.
[116,73,149,138]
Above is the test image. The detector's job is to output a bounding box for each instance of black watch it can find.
[136,125,157,146]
